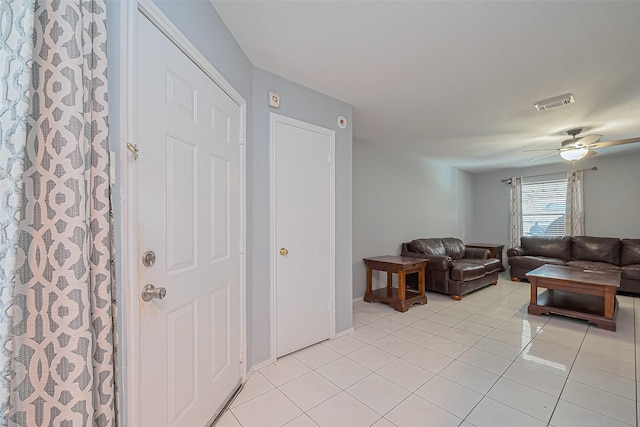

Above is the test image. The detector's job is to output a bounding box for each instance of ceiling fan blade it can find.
[529,151,560,162]
[577,134,603,146]
[522,148,559,152]
[584,149,597,158]
[589,137,640,149]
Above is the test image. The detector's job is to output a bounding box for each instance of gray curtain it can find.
[565,169,585,236]
[0,2,35,422]
[0,1,115,425]
[509,177,523,249]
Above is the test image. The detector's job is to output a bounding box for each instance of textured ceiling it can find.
[212,1,640,172]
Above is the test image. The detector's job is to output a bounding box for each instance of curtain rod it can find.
[501,166,597,184]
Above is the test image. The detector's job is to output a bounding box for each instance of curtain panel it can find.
[1,1,115,426]
[0,1,35,421]
[565,169,585,236]
[509,177,523,249]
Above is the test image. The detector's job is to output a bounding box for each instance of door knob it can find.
[279,248,288,256]
[142,284,167,301]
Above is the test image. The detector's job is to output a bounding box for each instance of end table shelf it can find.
[363,256,428,312]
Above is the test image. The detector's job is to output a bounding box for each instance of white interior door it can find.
[137,14,243,426]
[273,115,334,357]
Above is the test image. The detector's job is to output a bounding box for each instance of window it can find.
[521,179,567,237]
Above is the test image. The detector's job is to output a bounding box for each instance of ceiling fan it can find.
[525,128,640,162]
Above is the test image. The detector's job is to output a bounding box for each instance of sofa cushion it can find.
[442,238,465,260]
[450,261,485,281]
[572,236,621,265]
[567,260,622,272]
[621,239,640,266]
[520,236,572,260]
[462,258,502,274]
[482,258,502,274]
[622,265,640,281]
[509,255,566,269]
[408,238,446,256]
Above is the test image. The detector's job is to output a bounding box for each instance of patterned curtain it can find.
[509,177,523,249]
[565,169,585,236]
[0,1,35,422]
[0,1,115,426]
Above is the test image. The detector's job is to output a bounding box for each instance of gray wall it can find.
[352,140,473,298]
[251,68,354,365]
[470,152,640,250]
[107,1,353,374]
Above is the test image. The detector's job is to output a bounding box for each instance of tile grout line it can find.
[542,320,589,426]
[305,294,498,426]
[459,303,553,426]
[227,284,636,427]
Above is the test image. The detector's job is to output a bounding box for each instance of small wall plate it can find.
[337,116,347,129]
[269,91,280,108]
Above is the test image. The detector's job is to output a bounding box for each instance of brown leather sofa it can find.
[508,236,640,294]
[401,238,501,300]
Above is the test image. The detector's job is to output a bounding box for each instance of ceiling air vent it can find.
[534,93,575,111]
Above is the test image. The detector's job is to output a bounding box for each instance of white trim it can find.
[239,104,247,380]
[333,327,355,339]
[269,113,336,361]
[120,2,139,426]
[352,296,364,303]
[137,1,244,106]
[120,3,247,425]
[246,357,277,378]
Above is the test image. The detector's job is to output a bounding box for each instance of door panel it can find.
[211,286,231,379]
[167,302,197,423]
[137,14,242,426]
[167,135,197,272]
[211,154,230,262]
[274,118,334,357]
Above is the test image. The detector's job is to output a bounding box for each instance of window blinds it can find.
[521,179,567,237]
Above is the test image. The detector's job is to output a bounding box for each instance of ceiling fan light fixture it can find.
[560,148,589,161]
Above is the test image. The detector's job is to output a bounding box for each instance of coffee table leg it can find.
[398,271,406,301]
[418,266,425,296]
[604,288,615,319]
[387,271,393,289]
[529,279,537,305]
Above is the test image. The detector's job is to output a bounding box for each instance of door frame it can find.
[119,2,247,426]
[269,113,336,361]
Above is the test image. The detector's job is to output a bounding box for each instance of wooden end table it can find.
[526,264,621,331]
[363,256,428,312]
[466,243,505,271]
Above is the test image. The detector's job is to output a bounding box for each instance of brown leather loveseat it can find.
[401,238,501,300]
[508,236,640,294]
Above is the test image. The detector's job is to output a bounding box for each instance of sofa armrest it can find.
[401,250,452,270]
[464,248,490,259]
[507,246,527,257]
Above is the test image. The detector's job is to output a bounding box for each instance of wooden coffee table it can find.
[363,256,428,312]
[526,264,621,331]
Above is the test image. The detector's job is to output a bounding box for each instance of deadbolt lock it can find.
[142,251,156,267]
[279,248,288,256]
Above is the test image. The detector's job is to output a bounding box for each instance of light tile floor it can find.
[218,275,639,427]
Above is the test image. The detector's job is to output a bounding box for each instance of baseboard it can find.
[353,296,364,303]
[247,326,356,376]
[334,327,355,338]
[246,357,277,378]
